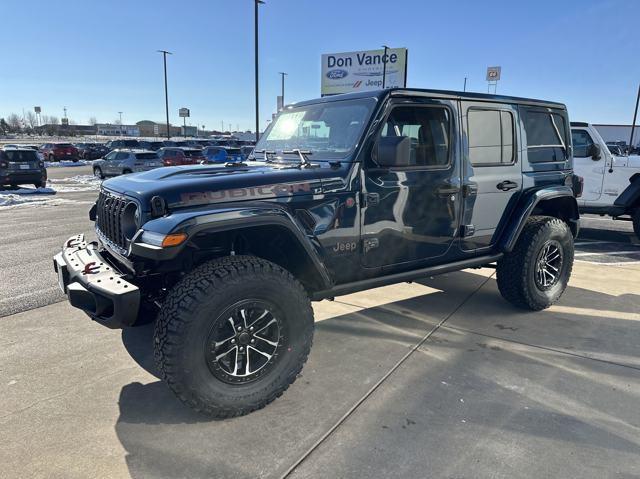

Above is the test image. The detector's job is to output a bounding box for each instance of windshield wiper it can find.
[283,149,312,167]
[252,149,276,162]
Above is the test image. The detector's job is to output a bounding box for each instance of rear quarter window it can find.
[135,153,159,160]
[522,108,569,163]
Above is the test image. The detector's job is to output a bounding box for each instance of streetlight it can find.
[279,72,287,110]
[254,0,265,142]
[381,45,389,89]
[157,50,173,140]
[118,111,123,136]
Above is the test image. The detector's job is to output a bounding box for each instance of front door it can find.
[361,99,460,268]
[571,127,604,204]
[460,101,522,251]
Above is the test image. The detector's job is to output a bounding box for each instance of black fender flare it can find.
[131,203,333,289]
[613,173,640,212]
[499,186,579,253]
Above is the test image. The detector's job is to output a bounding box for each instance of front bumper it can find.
[53,234,140,328]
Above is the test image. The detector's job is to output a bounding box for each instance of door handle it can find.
[436,185,461,197]
[496,181,518,191]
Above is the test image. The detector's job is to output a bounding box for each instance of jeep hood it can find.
[102,161,350,210]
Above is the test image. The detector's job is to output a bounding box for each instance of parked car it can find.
[240,145,254,160]
[180,148,206,164]
[572,122,640,239]
[157,147,189,166]
[162,140,177,147]
[75,143,109,160]
[56,87,579,418]
[139,140,165,151]
[606,144,624,156]
[105,139,141,151]
[92,149,163,179]
[40,143,79,162]
[0,147,47,188]
[202,146,244,163]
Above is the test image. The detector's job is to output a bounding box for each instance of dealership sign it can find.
[179,108,190,118]
[321,48,408,96]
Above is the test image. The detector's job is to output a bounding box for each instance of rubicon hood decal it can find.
[176,181,315,208]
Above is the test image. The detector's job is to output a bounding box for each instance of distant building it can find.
[594,124,640,148]
[96,123,140,137]
[136,120,181,138]
[35,124,96,136]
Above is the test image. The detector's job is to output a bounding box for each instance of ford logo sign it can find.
[326,69,348,80]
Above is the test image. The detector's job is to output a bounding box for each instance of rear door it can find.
[460,102,522,251]
[361,98,460,268]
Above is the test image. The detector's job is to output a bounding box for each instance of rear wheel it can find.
[154,255,314,418]
[633,209,640,240]
[497,216,574,311]
[48,154,55,162]
[122,169,132,175]
[34,180,46,188]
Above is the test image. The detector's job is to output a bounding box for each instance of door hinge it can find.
[460,225,475,237]
[362,192,380,207]
[363,237,379,252]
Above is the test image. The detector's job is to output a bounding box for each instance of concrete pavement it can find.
[1,260,639,479]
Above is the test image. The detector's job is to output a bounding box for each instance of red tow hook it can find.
[82,262,99,274]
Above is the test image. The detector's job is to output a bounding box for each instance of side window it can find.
[104,151,117,161]
[523,109,568,163]
[571,129,594,158]
[115,152,128,161]
[467,109,515,166]
[380,106,450,168]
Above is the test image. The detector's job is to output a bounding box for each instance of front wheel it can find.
[497,216,574,311]
[633,209,640,241]
[93,167,104,179]
[154,256,314,418]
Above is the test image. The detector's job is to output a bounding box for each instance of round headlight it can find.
[121,202,140,240]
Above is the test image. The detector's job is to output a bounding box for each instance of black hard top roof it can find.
[292,87,566,110]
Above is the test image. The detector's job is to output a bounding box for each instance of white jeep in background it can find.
[571,122,640,239]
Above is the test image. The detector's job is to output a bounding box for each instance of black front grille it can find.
[95,190,130,253]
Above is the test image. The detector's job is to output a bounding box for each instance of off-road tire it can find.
[93,167,104,179]
[154,255,314,418]
[633,209,640,241]
[497,216,574,311]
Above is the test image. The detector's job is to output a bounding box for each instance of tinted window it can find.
[468,109,514,165]
[5,150,38,162]
[104,152,117,161]
[183,149,203,157]
[115,152,129,160]
[56,143,73,148]
[135,153,158,160]
[523,109,568,163]
[571,129,594,157]
[122,140,140,148]
[380,106,450,168]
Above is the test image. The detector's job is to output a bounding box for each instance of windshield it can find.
[253,97,376,160]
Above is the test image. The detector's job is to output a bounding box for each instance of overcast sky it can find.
[1,0,639,130]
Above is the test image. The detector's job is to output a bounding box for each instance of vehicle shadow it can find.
[115,269,640,479]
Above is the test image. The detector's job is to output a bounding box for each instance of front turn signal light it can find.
[161,232,188,247]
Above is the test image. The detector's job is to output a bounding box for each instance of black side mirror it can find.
[588,143,601,161]
[376,136,412,167]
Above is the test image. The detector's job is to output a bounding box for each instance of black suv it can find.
[54,88,579,417]
[1,147,47,188]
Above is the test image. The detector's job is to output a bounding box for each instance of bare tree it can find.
[88,116,97,126]
[49,116,60,125]
[6,113,22,132]
[25,111,38,129]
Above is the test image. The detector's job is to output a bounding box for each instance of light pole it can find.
[118,111,123,136]
[279,72,287,110]
[157,50,172,140]
[254,0,264,142]
[381,45,389,89]
[630,83,640,154]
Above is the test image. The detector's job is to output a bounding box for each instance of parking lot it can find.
[1,166,639,478]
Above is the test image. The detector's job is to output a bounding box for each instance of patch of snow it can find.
[45,160,94,168]
[48,175,101,192]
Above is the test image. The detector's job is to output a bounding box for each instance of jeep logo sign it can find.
[326,69,348,80]
[321,48,408,96]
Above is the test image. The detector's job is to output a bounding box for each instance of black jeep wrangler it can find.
[54,88,579,417]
